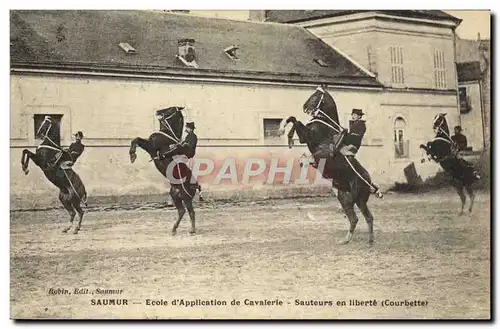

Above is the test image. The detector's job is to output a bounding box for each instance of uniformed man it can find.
[451,126,468,151]
[182,122,198,158]
[449,126,480,179]
[52,131,85,169]
[161,122,204,200]
[67,131,85,163]
[162,122,197,159]
[340,109,382,197]
[341,109,366,155]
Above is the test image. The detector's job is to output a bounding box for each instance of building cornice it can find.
[317,26,453,40]
[298,12,458,30]
[10,65,384,91]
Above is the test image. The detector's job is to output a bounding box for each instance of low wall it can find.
[10,144,443,210]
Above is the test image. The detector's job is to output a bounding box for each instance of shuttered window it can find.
[434,50,447,89]
[390,46,404,85]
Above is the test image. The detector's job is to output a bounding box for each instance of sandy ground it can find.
[10,191,491,319]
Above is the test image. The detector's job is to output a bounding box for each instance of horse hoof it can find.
[338,239,350,245]
[130,154,137,163]
[72,229,79,235]
[62,228,69,233]
[189,230,196,235]
[368,240,375,246]
[172,230,177,236]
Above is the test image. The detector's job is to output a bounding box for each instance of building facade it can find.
[455,37,491,151]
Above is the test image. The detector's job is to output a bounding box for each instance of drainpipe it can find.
[452,27,461,127]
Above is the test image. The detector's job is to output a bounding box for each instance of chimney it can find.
[176,38,198,68]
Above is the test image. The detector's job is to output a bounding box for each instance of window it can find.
[34,114,63,139]
[390,46,404,85]
[263,119,282,141]
[434,50,447,89]
[224,45,239,60]
[394,117,409,158]
[177,38,198,68]
[118,42,137,54]
[366,45,377,74]
[458,86,471,114]
[314,59,328,67]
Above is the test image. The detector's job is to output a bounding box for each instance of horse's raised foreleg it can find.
[129,137,153,163]
[284,117,311,148]
[21,149,36,175]
[337,190,358,245]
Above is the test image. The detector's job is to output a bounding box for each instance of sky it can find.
[444,10,491,39]
[190,10,491,40]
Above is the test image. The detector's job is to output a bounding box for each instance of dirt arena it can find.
[10,190,491,319]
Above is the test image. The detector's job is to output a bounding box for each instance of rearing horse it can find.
[420,113,480,214]
[282,86,380,245]
[21,116,87,234]
[129,107,200,235]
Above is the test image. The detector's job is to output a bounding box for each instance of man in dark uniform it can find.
[449,126,479,179]
[182,122,198,158]
[342,109,366,155]
[162,122,197,159]
[52,131,85,197]
[161,122,204,200]
[451,126,468,151]
[340,109,382,197]
[52,131,85,169]
[67,131,85,164]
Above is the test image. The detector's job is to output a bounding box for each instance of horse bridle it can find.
[36,117,60,149]
[306,88,343,134]
[157,108,182,144]
[433,115,453,143]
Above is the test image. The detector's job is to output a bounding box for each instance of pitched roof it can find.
[456,61,482,82]
[10,10,382,87]
[455,39,481,63]
[265,10,462,24]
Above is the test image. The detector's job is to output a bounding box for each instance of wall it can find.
[304,16,457,90]
[459,81,484,151]
[376,90,460,181]
[10,73,457,201]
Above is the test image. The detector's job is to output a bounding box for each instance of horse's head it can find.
[432,113,450,137]
[303,85,341,128]
[35,115,61,144]
[155,106,185,141]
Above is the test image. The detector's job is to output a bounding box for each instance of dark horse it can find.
[21,116,87,234]
[282,86,379,245]
[129,107,200,235]
[420,113,480,214]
